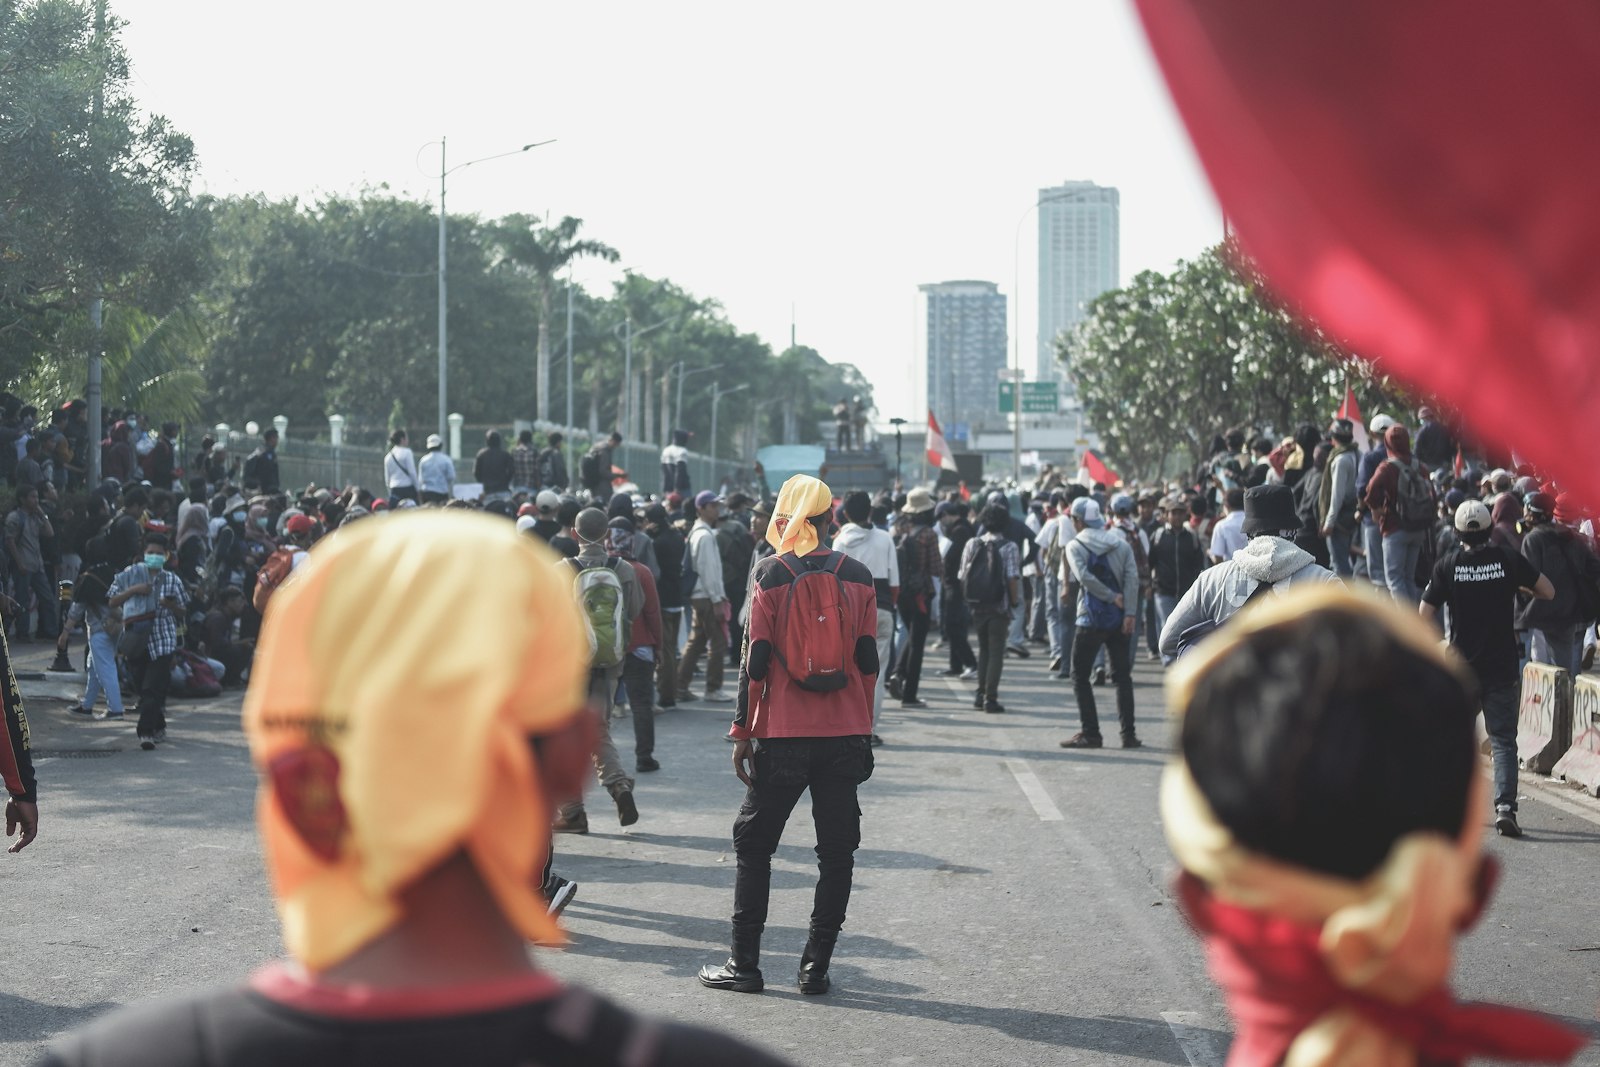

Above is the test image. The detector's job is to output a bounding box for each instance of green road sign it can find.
[998,380,1059,414]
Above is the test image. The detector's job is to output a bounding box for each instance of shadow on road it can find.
[0,992,120,1044]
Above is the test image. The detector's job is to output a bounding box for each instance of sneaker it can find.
[545,875,578,917]
[1006,644,1031,659]
[100,710,123,720]
[703,690,733,703]
[636,757,661,773]
[1495,808,1522,838]
[1121,734,1143,749]
[553,810,589,834]
[68,704,91,717]
[615,789,639,827]
[887,676,904,700]
[938,667,961,677]
[900,698,928,709]
[869,733,884,747]
[959,668,978,681]
[1093,667,1108,687]
[658,701,677,710]
[985,702,1006,714]
[1584,644,1596,672]
[138,735,156,751]
[1059,733,1102,749]
[972,697,985,710]
[1048,657,1062,672]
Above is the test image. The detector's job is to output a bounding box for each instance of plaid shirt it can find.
[110,564,188,658]
[511,443,539,490]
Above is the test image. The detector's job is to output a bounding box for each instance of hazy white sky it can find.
[115,0,1219,422]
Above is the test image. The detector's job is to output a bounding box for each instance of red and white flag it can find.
[926,411,958,472]
[1336,386,1369,451]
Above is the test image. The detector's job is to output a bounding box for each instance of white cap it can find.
[1369,414,1397,434]
[1454,500,1491,533]
[515,514,538,534]
[425,433,444,449]
[536,489,561,514]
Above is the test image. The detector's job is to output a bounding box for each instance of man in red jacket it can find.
[609,517,662,773]
[699,475,878,998]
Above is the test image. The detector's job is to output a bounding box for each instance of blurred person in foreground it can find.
[1162,584,1584,1067]
[39,511,791,1067]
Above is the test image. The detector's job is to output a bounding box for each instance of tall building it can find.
[1037,181,1120,387]
[919,280,1008,448]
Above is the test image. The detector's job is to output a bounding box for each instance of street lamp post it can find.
[673,361,723,432]
[428,136,555,441]
[710,383,750,485]
[888,416,908,489]
[614,314,674,440]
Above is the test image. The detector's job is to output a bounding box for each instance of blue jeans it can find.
[1361,518,1386,587]
[1326,526,1355,578]
[82,626,124,716]
[1044,574,1065,661]
[1155,593,1180,663]
[1482,680,1519,812]
[1144,593,1160,656]
[1530,625,1582,677]
[1382,528,1425,604]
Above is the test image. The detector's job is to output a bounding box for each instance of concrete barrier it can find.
[1518,661,1572,776]
[1553,674,1600,796]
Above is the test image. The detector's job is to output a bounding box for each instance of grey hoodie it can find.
[1065,526,1139,625]
[1157,535,1338,660]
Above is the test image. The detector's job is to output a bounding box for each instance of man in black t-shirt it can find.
[1421,500,1553,839]
[40,513,792,1067]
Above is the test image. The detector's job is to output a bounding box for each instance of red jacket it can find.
[625,560,661,651]
[731,549,878,740]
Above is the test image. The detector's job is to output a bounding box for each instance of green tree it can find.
[0,0,208,383]
[492,215,618,423]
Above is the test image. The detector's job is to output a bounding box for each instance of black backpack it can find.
[538,447,562,488]
[964,539,1007,608]
[897,529,929,598]
[580,448,602,490]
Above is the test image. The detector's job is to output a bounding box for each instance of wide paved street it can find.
[5,639,1600,1066]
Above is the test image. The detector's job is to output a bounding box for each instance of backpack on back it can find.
[1081,551,1124,630]
[568,556,628,668]
[1118,523,1151,591]
[252,547,300,614]
[896,529,929,598]
[964,538,1008,609]
[772,551,855,692]
[538,448,561,488]
[1388,458,1437,531]
[580,449,603,491]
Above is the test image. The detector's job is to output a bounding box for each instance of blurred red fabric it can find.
[1134,0,1600,507]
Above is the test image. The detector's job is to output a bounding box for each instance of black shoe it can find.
[900,697,927,709]
[614,789,639,827]
[138,735,155,751]
[938,667,961,677]
[886,676,904,700]
[1495,808,1523,838]
[69,704,92,716]
[1006,644,1031,659]
[1048,656,1062,672]
[869,733,884,746]
[544,876,578,917]
[797,932,837,995]
[1093,667,1108,686]
[699,925,764,993]
[985,702,1006,714]
[1060,733,1102,749]
[972,697,985,710]
[553,810,589,834]
[636,757,661,773]
[1121,734,1142,749]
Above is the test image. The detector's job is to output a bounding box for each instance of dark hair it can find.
[547,432,564,447]
[390,429,407,447]
[264,428,279,441]
[188,477,207,501]
[556,498,583,528]
[608,431,623,445]
[144,531,169,549]
[1182,606,1475,879]
[843,491,872,526]
[220,586,246,605]
[1458,526,1491,546]
[1225,429,1246,452]
[981,502,1010,533]
[869,505,889,526]
[486,430,502,449]
[519,429,534,446]
[1251,436,1273,456]
[1189,496,1208,519]
[1225,488,1246,511]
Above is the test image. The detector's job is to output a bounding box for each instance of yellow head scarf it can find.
[242,511,590,971]
[766,474,835,557]
[1161,584,1488,1067]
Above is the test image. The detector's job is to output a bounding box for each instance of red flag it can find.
[1082,450,1121,488]
[1335,386,1369,451]
[1133,0,1600,512]
[926,411,957,473]
[1453,447,1464,479]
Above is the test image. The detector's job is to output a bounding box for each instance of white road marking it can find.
[1162,1011,1229,1067]
[1003,758,1064,821]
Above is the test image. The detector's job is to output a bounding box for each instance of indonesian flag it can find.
[1080,449,1122,488]
[926,411,958,472]
[1336,386,1369,451]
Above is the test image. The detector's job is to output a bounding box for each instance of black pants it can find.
[1071,625,1135,741]
[974,611,1009,705]
[621,654,657,762]
[732,736,870,939]
[943,588,977,672]
[131,649,173,739]
[894,602,930,702]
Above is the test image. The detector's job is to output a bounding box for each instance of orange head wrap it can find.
[242,511,589,971]
[766,474,835,557]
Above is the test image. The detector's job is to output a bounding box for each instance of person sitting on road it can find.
[1159,484,1338,663]
[1161,584,1584,1067]
[39,511,792,1067]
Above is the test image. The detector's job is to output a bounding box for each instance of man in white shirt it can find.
[833,491,898,738]
[677,491,731,703]
[1209,488,1248,563]
[418,433,456,504]
[384,430,420,503]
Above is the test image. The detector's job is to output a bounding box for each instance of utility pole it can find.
[565,267,575,477]
[437,135,448,442]
[87,0,106,488]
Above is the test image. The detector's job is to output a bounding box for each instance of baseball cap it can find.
[693,490,719,510]
[285,513,316,536]
[517,502,538,518]
[535,489,560,514]
[515,514,537,534]
[1454,500,1491,533]
[1369,414,1396,434]
[1070,497,1105,528]
[425,433,443,449]
[1110,492,1135,515]
[1524,491,1556,517]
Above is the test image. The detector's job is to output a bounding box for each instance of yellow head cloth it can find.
[766,474,835,557]
[1160,584,1486,1067]
[242,511,590,972]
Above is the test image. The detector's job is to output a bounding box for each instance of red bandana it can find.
[1176,874,1585,1066]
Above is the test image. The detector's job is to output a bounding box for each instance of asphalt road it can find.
[3,637,1599,1066]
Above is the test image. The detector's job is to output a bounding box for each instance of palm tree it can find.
[494,215,618,423]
